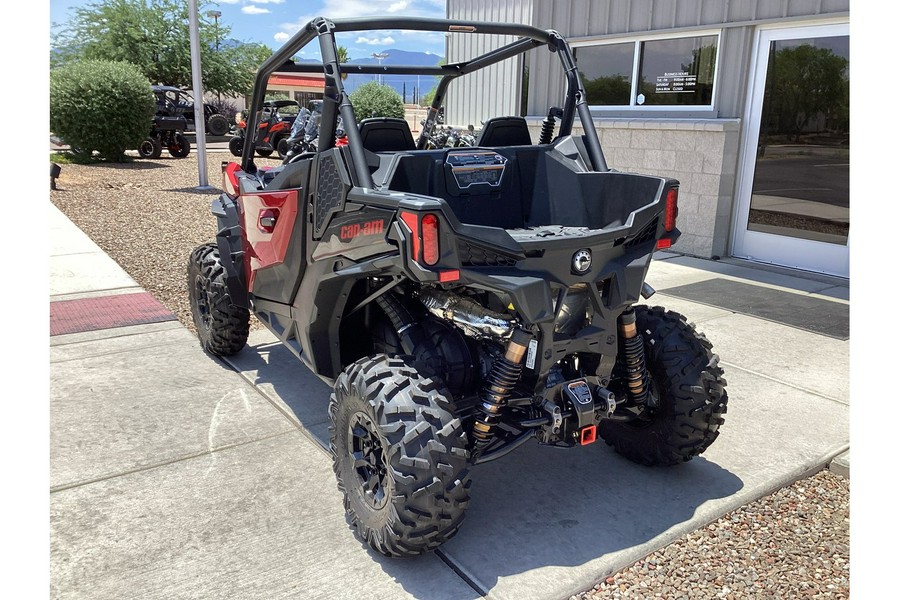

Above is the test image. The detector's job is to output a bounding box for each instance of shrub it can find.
[207,97,239,121]
[349,82,405,122]
[50,60,156,161]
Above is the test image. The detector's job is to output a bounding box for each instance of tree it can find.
[51,0,272,97]
[349,82,404,121]
[50,59,156,161]
[766,44,849,139]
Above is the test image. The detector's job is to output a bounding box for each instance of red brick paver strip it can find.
[50,292,176,336]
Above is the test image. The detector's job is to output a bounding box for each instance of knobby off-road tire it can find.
[276,136,291,159]
[168,132,191,158]
[206,114,230,137]
[329,354,472,557]
[187,243,250,356]
[600,305,728,466]
[228,136,244,157]
[138,137,162,159]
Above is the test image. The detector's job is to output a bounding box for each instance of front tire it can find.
[168,132,190,158]
[228,136,244,157]
[276,136,291,159]
[600,306,728,466]
[187,243,249,356]
[138,137,162,159]
[329,355,471,557]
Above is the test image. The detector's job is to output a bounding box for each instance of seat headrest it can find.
[358,117,416,152]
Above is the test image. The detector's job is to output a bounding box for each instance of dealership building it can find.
[445,0,849,277]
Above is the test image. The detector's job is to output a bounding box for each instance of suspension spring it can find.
[539,115,556,145]
[539,107,563,145]
[472,329,533,452]
[618,309,650,405]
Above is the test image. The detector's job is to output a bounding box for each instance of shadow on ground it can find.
[225,338,744,598]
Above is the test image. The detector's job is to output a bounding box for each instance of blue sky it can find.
[50,0,449,58]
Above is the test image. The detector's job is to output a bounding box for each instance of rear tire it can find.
[228,136,244,157]
[599,306,728,466]
[187,243,249,356]
[256,148,274,157]
[329,355,471,557]
[168,132,190,158]
[206,114,229,137]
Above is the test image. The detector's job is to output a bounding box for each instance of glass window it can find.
[575,42,634,106]
[574,33,718,109]
[637,35,717,106]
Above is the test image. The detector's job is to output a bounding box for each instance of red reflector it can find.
[580,425,597,446]
[422,213,440,266]
[656,238,672,250]
[438,269,460,282]
[664,187,678,232]
[399,212,421,262]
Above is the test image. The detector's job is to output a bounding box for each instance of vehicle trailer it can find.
[188,16,728,558]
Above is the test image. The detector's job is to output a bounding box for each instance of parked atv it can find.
[152,85,230,136]
[137,115,190,159]
[229,99,300,159]
[189,16,728,558]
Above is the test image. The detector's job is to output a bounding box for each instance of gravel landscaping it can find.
[50,152,850,599]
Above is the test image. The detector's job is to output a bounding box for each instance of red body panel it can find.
[239,191,299,292]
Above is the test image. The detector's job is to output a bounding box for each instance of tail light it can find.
[656,187,678,250]
[421,214,440,265]
[664,187,678,232]
[400,211,442,267]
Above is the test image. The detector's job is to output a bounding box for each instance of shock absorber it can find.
[539,107,563,145]
[618,308,650,405]
[472,329,533,452]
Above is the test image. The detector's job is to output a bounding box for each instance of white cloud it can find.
[355,36,396,46]
[217,0,240,4]
[241,6,270,14]
[387,1,409,12]
[249,0,285,3]
[274,32,290,43]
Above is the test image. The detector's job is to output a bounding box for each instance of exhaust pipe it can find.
[417,288,516,341]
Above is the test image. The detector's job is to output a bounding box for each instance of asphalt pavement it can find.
[49,203,849,600]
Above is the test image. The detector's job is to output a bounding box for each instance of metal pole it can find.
[188,0,210,188]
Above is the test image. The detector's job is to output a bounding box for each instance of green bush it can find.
[349,82,405,122]
[50,60,156,161]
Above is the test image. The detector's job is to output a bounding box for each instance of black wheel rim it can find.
[139,141,153,156]
[194,275,212,330]
[348,412,389,509]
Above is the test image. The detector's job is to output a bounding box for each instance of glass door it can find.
[732,23,849,277]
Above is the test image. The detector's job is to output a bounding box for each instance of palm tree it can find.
[337,46,350,80]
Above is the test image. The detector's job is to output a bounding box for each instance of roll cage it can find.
[240,17,607,186]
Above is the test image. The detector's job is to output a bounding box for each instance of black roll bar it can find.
[240,16,607,179]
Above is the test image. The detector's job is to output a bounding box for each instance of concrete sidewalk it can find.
[49,203,849,599]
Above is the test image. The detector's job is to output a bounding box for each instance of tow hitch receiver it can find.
[580,425,597,445]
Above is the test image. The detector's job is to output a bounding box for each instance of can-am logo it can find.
[572,249,592,274]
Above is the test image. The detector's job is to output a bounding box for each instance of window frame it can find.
[571,29,722,113]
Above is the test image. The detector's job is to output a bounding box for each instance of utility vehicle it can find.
[137,115,190,159]
[152,85,230,136]
[229,99,300,159]
[188,16,728,558]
